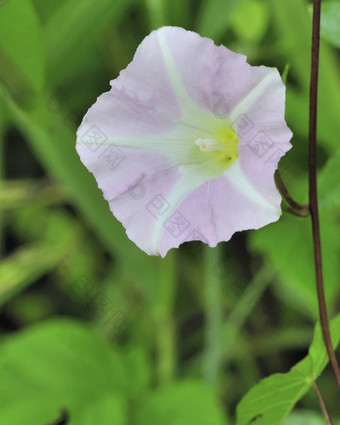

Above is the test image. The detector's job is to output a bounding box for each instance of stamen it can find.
[195,138,220,152]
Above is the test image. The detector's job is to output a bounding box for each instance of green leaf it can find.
[0,319,131,425]
[196,0,242,40]
[230,0,269,43]
[0,394,62,425]
[0,0,45,95]
[70,395,127,425]
[133,380,228,425]
[235,315,340,425]
[31,0,65,24]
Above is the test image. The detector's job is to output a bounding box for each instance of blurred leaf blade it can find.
[318,149,340,212]
[0,243,65,307]
[1,86,156,286]
[311,1,340,49]
[230,0,269,43]
[133,380,230,425]
[72,395,127,425]
[0,180,64,211]
[0,0,45,95]
[273,0,340,152]
[0,319,133,424]
[44,0,136,87]
[196,0,242,40]
[250,212,340,317]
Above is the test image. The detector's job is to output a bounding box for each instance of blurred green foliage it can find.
[0,0,340,424]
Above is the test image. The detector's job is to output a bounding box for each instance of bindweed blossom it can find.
[76,26,292,257]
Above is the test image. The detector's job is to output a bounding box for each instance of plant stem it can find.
[156,251,177,384]
[312,381,333,425]
[145,0,166,29]
[203,245,222,386]
[275,170,309,213]
[309,0,340,392]
[282,205,310,218]
[224,266,273,342]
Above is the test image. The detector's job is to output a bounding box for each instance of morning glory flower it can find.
[76,26,292,257]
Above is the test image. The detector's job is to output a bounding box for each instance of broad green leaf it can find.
[0,243,65,307]
[0,394,62,425]
[196,0,242,40]
[0,0,45,95]
[250,212,340,317]
[0,319,132,425]
[44,0,135,87]
[70,395,127,425]
[230,0,269,43]
[235,315,340,425]
[133,380,228,425]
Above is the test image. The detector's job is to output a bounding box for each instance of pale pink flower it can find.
[76,26,292,257]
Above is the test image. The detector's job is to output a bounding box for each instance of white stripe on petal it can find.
[76,126,203,160]
[157,29,217,133]
[224,160,280,214]
[151,165,208,252]
[229,69,279,123]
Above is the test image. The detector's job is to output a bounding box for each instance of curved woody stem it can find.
[275,170,309,214]
[309,0,340,392]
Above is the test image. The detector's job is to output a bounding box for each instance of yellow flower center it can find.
[194,124,239,171]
